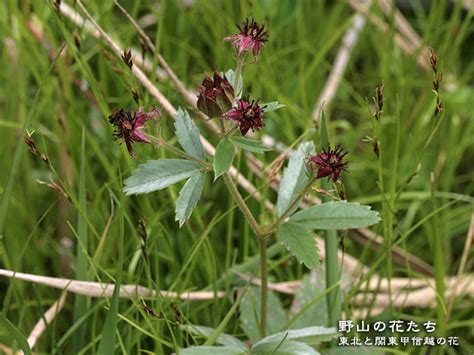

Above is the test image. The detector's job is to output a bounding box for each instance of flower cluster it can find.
[224,18,269,60]
[308,145,348,182]
[195,19,269,136]
[109,107,160,156]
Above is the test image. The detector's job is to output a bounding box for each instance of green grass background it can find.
[0,0,473,354]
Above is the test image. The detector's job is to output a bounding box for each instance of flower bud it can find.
[197,72,234,118]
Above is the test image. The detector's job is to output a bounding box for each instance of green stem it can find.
[259,238,268,338]
[320,112,342,325]
[148,135,210,168]
[431,173,446,337]
[222,172,269,338]
[324,228,341,326]
[233,55,245,96]
[223,172,261,237]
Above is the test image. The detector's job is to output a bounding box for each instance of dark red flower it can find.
[109,107,160,156]
[223,98,265,136]
[224,18,269,60]
[197,72,234,117]
[308,145,348,182]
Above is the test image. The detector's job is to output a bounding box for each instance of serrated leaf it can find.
[277,222,320,269]
[251,340,319,355]
[175,172,205,227]
[224,69,243,98]
[276,142,315,217]
[174,107,205,160]
[180,345,246,354]
[124,159,201,195]
[289,201,380,230]
[254,326,339,347]
[230,136,272,154]
[240,287,287,342]
[261,101,285,113]
[180,324,247,350]
[213,138,235,180]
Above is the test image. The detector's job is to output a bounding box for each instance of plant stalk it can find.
[431,173,446,337]
[324,227,341,326]
[258,237,268,338]
[320,112,342,326]
[223,172,261,237]
[222,172,269,338]
[148,135,210,168]
[233,55,245,96]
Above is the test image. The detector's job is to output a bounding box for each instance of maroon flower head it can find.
[223,98,265,136]
[197,72,234,117]
[224,18,269,60]
[308,145,348,182]
[109,107,160,157]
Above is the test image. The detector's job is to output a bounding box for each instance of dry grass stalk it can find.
[0,269,225,300]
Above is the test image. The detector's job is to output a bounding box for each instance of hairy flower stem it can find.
[223,172,262,237]
[259,237,268,338]
[233,55,245,96]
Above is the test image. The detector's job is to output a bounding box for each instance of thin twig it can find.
[26,292,68,351]
[0,269,225,300]
[2,268,472,317]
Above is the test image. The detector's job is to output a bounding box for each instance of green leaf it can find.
[97,282,120,355]
[230,137,272,154]
[180,345,246,354]
[213,138,235,180]
[180,324,247,350]
[277,222,320,269]
[240,287,287,342]
[289,272,328,328]
[261,101,285,113]
[224,69,243,98]
[124,159,201,195]
[174,107,205,160]
[251,340,319,355]
[175,172,205,227]
[254,326,339,347]
[0,313,31,355]
[276,142,315,217]
[289,201,381,230]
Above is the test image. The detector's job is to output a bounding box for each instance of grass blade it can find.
[74,128,88,352]
[0,313,31,355]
